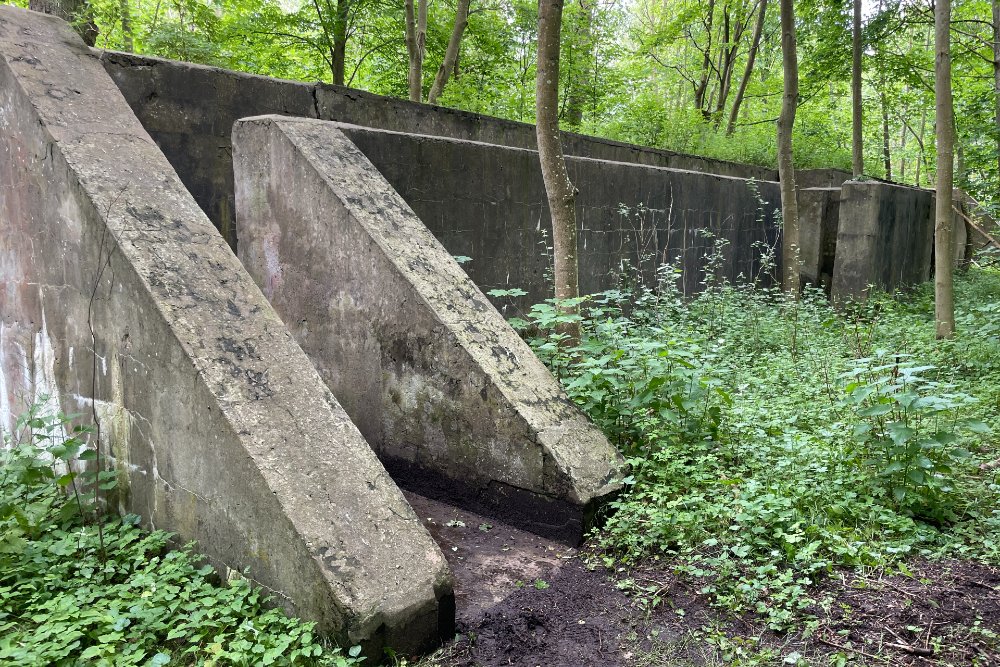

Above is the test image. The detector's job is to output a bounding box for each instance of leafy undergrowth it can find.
[0,410,362,667]
[515,262,1000,632]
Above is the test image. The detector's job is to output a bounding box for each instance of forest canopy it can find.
[20,0,1000,212]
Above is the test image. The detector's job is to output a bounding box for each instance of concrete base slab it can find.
[234,116,624,545]
[0,7,452,654]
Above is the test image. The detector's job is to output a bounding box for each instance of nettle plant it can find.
[842,352,989,520]
[513,286,728,458]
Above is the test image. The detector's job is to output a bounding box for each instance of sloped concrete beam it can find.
[234,116,624,544]
[0,7,452,654]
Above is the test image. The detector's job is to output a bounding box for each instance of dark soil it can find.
[404,493,639,667]
[811,559,1000,665]
[405,493,1000,666]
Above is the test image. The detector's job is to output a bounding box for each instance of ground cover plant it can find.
[0,407,363,667]
[507,254,1000,662]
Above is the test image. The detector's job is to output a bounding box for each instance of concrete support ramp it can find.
[233,116,624,544]
[0,7,452,654]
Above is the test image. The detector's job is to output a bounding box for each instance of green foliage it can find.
[842,353,987,518]
[0,408,361,667]
[519,264,1000,629]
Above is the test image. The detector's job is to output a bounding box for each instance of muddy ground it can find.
[403,493,1000,667]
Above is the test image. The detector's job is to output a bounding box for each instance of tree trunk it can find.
[993,0,1000,191]
[331,0,349,86]
[120,0,133,51]
[29,0,97,45]
[851,0,863,177]
[405,0,428,102]
[693,0,716,112]
[777,0,799,294]
[713,6,742,125]
[899,109,907,180]
[428,0,472,104]
[563,0,594,129]
[881,91,891,180]
[934,0,955,338]
[727,0,767,135]
[537,0,581,343]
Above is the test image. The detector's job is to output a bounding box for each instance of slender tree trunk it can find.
[934,0,955,338]
[693,0,716,111]
[713,6,743,125]
[537,0,581,343]
[993,0,1000,191]
[428,0,472,104]
[917,107,927,187]
[120,0,133,51]
[331,0,349,86]
[851,0,864,177]
[563,0,594,129]
[899,110,908,180]
[777,0,799,294]
[727,0,767,135]
[405,0,428,102]
[29,0,98,45]
[881,91,891,180]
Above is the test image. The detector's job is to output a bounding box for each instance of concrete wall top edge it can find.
[318,120,783,186]
[98,48,775,179]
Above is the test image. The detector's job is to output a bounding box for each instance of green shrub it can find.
[517,263,1000,629]
[0,407,362,667]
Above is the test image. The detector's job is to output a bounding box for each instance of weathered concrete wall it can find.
[831,181,935,302]
[798,187,841,290]
[337,126,783,311]
[0,7,452,654]
[98,50,776,249]
[797,168,853,189]
[234,116,624,544]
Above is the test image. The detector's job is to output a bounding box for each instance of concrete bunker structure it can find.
[2,3,998,658]
[234,116,622,542]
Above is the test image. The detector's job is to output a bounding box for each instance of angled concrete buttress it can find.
[0,7,452,654]
[233,116,624,544]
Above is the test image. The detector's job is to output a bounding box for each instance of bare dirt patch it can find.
[405,493,1000,666]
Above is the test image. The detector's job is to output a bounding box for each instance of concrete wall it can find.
[0,7,452,654]
[798,187,841,290]
[338,126,784,311]
[831,181,935,302]
[98,50,776,250]
[234,117,623,544]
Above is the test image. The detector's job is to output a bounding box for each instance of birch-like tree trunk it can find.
[727,0,767,135]
[777,0,799,294]
[934,0,955,338]
[537,0,581,343]
[428,0,472,104]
